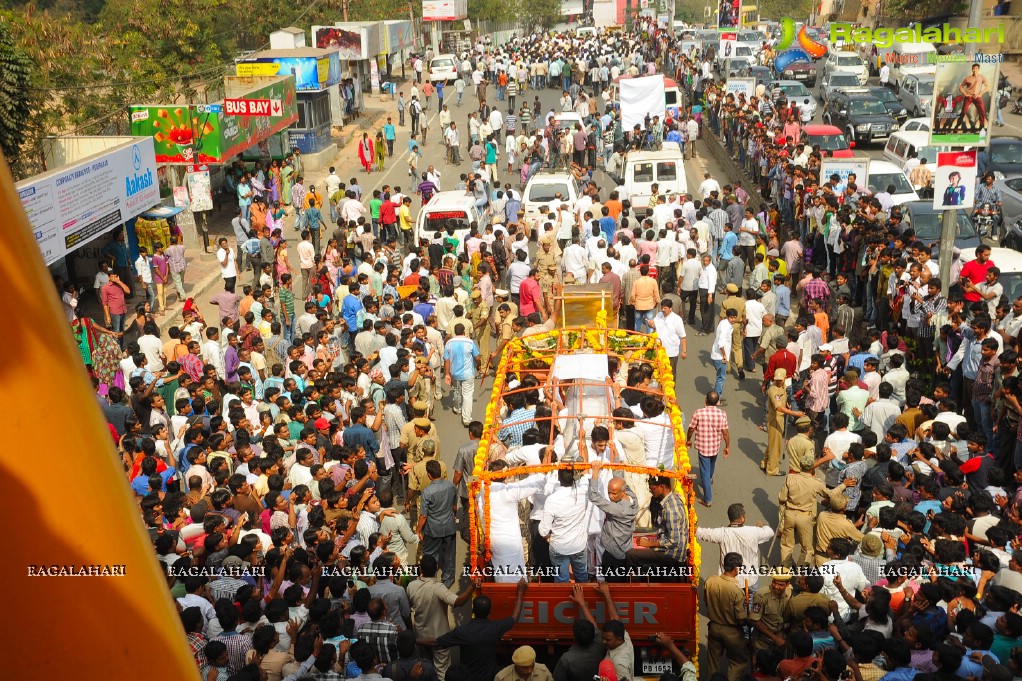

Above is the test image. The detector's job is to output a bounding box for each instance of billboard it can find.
[821,158,869,197]
[129,77,298,164]
[724,78,755,100]
[718,0,740,28]
[17,138,160,265]
[383,20,414,54]
[933,150,978,210]
[422,0,468,21]
[235,54,341,91]
[719,32,738,59]
[313,25,365,60]
[930,60,998,147]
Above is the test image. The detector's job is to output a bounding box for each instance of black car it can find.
[867,86,908,123]
[739,64,773,89]
[900,201,980,257]
[824,91,900,145]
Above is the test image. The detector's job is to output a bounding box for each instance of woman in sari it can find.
[280,157,294,207]
[72,317,122,387]
[274,239,294,285]
[268,161,281,203]
[250,197,267,232]
[324,238,341,285]
[269,201,286,235]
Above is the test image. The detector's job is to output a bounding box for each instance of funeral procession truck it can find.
[468,286,700,678]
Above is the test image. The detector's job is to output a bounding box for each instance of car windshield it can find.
[1001,273,1022,306]
[527,182,570,203]
[917,145,948,163]
[736,46,752,56]
[837,55,861,65]
[869,172,914,195]
[992,143,1022,164]
[781,83,810,97]
[873,89,899,103]
[432,59,454,68]
[904,121,929,131]
[849,100,888,115]
[910,210,977,240]
[917,81,934,95]
[738,31,761,42]
[806,132,849,151]
[832,75,859,85]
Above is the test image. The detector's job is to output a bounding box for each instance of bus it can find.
[468,290,700,677]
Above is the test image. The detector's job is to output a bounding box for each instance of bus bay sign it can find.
[224,98,283,117]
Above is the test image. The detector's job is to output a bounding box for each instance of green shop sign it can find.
[129,76,298,164]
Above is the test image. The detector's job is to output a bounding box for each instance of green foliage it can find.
[758,0,813,22]
[0,21,32,174]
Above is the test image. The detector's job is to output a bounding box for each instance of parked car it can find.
[725,57,754,79]
[778,60,818,86]
[800,124,854,157]
[901,201,980,256]
[820,72,862,106]
[821,51,868,84]
[866,160,920,206]
[898,74,935,118]
[738,64,773,88]
[824,90,900,145]
[768,80,817,121]
[995,176,1022,223]
[979,137,1022,179]
[868,86,909,124]
[901,117,931,133]
[428,54,459,83]
[883,131,948,170]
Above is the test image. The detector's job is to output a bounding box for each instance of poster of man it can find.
[930,61,999,146]
[932,150,978,210]
[717,0,740,28]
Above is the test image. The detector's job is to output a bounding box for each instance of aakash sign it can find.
[17,137,160,265]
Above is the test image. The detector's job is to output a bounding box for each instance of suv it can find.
[824,90,900,145]
[820,72,862,106]
[821,51,868,84]
[898,74,935,118]
[522,169,582,241]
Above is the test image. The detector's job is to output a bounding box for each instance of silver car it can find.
[996,177,1022,222]
[898,74,935,118]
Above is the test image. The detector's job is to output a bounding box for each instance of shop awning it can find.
[140,205,185,219]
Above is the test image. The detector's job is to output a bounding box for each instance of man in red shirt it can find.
[959,244,994,304]
[518,268,544,318]
[101,272,131,333]
[764,335,797,395]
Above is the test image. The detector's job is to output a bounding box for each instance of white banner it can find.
[422,0,467,21]
[187,169,213,212]
[724,78,755,100]
[821,158,869,195]
[933,149,978,210]
[18,138,160,266]
[620,74,666,131]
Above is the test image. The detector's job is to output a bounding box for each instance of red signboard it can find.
[224,98,282,117]
[479,583,698,645]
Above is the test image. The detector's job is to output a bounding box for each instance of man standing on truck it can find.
[586,460,637,582]
[625,475,688,579]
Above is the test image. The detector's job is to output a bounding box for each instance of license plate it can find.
[642,659,674,674]
[794,73,808,79]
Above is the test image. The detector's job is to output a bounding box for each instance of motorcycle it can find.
[973,202,997,239]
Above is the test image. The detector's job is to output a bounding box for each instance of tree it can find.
[0,22,32,174]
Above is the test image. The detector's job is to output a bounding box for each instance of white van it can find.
[883,131,949,170]
[624,142,688,216]
[523,169,582,240]
[886,42,936,90]
[866,160,919,206]
[415,191,497,248]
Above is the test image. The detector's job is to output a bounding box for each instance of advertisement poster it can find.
[186,168,213,212]
[422,0,468,21]
[130,77,298,164]
[172,186,190,208]
[236,54,340,91]
[718,0,740,28]
[933,150,978,210]
[313,25,364,60]
[930,61,999,147]
[17,138,160,265]
[383,20,414,55]
[821,158,869,195]
[724,78,755,100]
[719,32,738,60]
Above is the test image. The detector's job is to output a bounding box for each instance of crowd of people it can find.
[53,13,1022,681]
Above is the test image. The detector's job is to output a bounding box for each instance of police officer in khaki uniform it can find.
[535,240,559,276]
[538,262,560,319]
[719,283,746,378]
[469,289,491,355]
[762,368,804,476]
[814,491,864,566]
[786,416,817,474]
[705,552,750,681]
[777,469,830,568]
[485,302,516,374]
[750,567,792,654]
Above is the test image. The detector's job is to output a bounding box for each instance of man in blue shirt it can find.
[383,117,396,157]
[717,223,738,272]
[342,405,380,465]
[443,323,480,426]
[773,273,791,326]
[341,283,364,344]
[598,207,617,245]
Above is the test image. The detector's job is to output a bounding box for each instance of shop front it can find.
[18,136,162,290]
